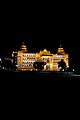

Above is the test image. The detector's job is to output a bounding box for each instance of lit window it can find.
[18,64,20,67]
[54,56,64,58]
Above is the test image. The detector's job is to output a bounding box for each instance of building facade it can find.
[12,42,69,71]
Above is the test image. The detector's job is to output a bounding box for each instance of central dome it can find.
[43,48,47,52]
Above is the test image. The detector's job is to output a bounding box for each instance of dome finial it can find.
[60,44,62,48]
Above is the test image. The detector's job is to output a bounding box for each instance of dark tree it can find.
[58,59,66,71]
[33,61,46,71]
[2,59,14,70]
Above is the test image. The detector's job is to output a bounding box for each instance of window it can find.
[18,64,20,67]
[54,56,64,58]
[27,64,29,66]
[53,62,58,64]
[22,64,24,66]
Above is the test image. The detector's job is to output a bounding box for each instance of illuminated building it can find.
[12,42,36,71]
[36,49,54,71]
[53,45,69,71]
[12,42,69,71]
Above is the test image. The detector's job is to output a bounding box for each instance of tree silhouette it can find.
[2,59,15,70]
[58,59,66,71]
[33,61,46,71]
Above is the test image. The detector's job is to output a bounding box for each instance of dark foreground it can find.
[0,70,80,86]
[0,70,80,80]
[0,70,80,103]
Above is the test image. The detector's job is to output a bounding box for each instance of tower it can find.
[57,44,65,54]
[20,42,27,51]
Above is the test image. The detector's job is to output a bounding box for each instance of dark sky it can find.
[0,3,80,68]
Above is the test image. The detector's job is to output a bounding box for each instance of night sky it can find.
[0,4,80,69]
